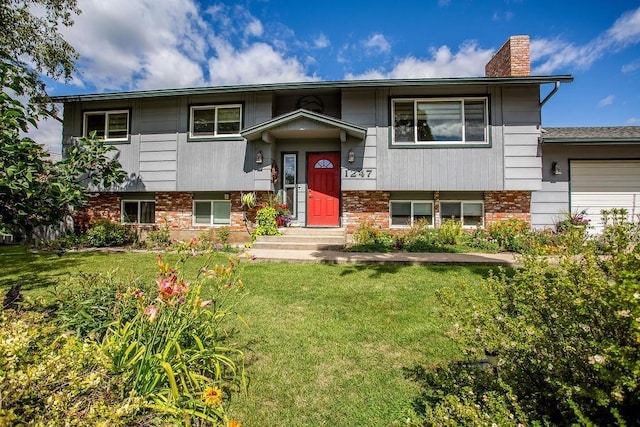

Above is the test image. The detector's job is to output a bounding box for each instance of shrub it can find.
[251,205,280,240]
[436,219,463,246]
[146,223,172,248]
[349,220,395,252]
[487,218,529,252]
[406,217,640,426]
[0,309,145,426]
[83,219,135,247]
[461,228,502,253]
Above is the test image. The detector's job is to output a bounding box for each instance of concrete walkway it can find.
[247,248,520,266]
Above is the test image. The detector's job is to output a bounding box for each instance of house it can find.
[533,126,640,232]
[53,35,596,242]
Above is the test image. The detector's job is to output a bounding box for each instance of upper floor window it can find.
[83,110,129,141]
[190,104,242,138]
[391,98,488,145]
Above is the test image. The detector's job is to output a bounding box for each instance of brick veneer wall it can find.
[484,191,531,224]
[485,35,530,77]
[342,191,390,233]
[74,193,122,232]
[155,192,193,230]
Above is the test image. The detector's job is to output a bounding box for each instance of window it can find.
[440,201,484,227]
[83,110,129,141]
[283,154,297,217]
[193,200,231,225]
[390,201,433,227]
[391,98,488,144]
[122,200,155,224]
[190,105,242,138]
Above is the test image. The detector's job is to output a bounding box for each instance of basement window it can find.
[440,201,484,227]
[193,200,232,225]
[122,200,155,224]
[390,201,434,227]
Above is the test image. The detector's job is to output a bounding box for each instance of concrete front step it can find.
[281,227,346,236]
[252,227,346,251]
[251,241,345,251]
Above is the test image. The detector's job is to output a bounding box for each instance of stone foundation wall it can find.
[484,191,531,224]
[342,191,390,233]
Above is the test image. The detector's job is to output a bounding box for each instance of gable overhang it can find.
[241,109,367,143]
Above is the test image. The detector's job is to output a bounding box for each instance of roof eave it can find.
[51,75,574,103]
[542,138,640,144]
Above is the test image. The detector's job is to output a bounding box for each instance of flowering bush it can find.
[0,309,144,426]
[100,251,249,425]
[405,216,640,425]
[487,218,530,252]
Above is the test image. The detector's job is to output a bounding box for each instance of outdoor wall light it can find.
[552,161,562,175]
[256,150,263,164]
[347,149,355,163]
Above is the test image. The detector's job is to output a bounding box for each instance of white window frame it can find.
[439,200,484,228]
[391,97,488,145]
[121,200,155,224]
[389,200,434,228]
[283,153,297,218]
[189,104,242,138]
[83,110,130,142]
[192,200,232,226]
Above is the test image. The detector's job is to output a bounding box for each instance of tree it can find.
[0,1,126,241]
[0,57,126,241]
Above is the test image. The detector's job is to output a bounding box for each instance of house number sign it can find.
[343,168,374,178]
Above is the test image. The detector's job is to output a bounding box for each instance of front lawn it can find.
[0,245,495,426]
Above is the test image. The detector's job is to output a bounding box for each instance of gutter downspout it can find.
[540,81,560,107]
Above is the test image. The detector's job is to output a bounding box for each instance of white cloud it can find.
[208,40,316,85]
[28,115,63,155]
[598,95,615,107]
[314,33,330,49]
[626,117,640,125]
[532,6,640,74]
[363,34,391,54]
[621,59,640,73]
[347,41,493,80]
[245,19,264,38]
[62,0,208,91]
[438,0,451,6]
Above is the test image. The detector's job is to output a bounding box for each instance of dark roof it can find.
[541,126,640,143]
[50,75,573,103]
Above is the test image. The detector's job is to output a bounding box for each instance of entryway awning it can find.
[241,109,367,143]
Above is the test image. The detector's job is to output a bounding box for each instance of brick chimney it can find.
[485,35,530,77]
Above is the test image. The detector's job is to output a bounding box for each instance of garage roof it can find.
[541,126,640,143]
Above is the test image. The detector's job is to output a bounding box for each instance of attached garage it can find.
[570,160,640,232]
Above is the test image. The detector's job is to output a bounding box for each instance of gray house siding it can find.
[368,85,508,191]
[501,86,542,190]
[61,81,545,197]
[531,143,640,229]
[63,93,272,193]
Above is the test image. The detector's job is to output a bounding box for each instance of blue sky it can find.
[37,0,640,153]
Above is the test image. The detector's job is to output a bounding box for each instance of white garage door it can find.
[571,160,640,233]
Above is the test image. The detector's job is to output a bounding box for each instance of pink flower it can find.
[144,305,159,322]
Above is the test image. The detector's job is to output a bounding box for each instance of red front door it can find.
[307,153,340,226]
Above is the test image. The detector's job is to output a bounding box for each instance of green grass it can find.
[0,245,497,426]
